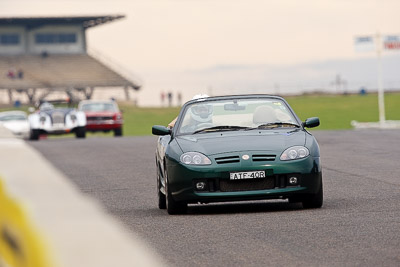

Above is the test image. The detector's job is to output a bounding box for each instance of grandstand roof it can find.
[0,15,125,29]
[0,54,140,90]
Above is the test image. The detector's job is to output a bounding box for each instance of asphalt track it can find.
[29,130,400,266]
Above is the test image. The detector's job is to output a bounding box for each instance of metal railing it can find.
[87,47,143,89]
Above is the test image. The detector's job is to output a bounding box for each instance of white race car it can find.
[28,102,87,140]
[0,110,30,139]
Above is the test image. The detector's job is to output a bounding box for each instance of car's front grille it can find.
[87,116,113,121]
[219,177,275,192]
[252,154,276,161]
[215,154,276,164]
[52,112,65,124]
[215,156,240,164]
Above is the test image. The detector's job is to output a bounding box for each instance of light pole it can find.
[352,33,400,129]
[376,32,386,125]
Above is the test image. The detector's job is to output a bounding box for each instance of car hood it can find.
[175,129,306,156]
[40,108,74,116]
[1,121,30,133]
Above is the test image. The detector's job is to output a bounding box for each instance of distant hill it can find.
[184,54,400,95]
[136,55,400,106]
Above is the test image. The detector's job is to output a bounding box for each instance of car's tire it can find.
[114,127,122,137]
[288,197,301,204]
[157,164,166,209]
[165,171,187,215]
[302,181,323,209]
[75,127,86,138]
[29,129,40,141]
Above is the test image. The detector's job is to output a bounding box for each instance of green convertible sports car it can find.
[152,94,322,214]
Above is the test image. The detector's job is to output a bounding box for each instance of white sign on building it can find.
[354,36,375,52]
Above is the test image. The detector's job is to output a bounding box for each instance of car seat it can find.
[253,105,278,124]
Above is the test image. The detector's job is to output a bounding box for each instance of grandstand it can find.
[0,15,141,104]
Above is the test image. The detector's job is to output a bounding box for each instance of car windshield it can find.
[0,114,27,121]
[176,98,298,135]
[39,102,54,110]
[80,103,117,112]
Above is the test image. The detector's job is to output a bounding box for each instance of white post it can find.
[376,32,386,125]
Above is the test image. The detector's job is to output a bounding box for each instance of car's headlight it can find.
[280,146,309,161]
[180,152,212,165]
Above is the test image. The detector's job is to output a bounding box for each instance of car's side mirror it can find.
[152,125,171,135]
[303,117,320,128]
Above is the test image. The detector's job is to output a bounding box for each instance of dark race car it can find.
[78,100,123,136]
[152,94,322,214]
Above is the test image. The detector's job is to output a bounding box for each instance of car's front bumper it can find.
[86,120,122,131]
[167,155,321,204]
[36,125,81,135]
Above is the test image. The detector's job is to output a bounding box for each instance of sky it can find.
[1,0,400,106]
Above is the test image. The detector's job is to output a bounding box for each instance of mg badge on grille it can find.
[242,155,250,160]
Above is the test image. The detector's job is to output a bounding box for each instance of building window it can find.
[0,33,20,45]
[35,33,77,44]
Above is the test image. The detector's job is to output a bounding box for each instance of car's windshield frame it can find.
[173,95,301,136]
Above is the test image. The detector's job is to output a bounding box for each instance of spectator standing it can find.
[167,92,173,107]
[177,92,182,106]
[161,92,165,106]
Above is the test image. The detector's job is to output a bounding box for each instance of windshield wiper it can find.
[256,122,300,129]
[193,125,249,134]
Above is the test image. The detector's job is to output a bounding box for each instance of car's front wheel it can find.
[114,127,122,137]
[29,129,40,140]
[157,163,166,209]
[165,171,187,215]
[302,181,323,209]
[75,127,86,138]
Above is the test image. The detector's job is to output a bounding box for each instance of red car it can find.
[78,100,123,136]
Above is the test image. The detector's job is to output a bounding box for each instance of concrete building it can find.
[0,15,141,104]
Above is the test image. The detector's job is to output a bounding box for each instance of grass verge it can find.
[1,92,399,136]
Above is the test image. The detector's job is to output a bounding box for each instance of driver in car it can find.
[167,94,210,129]
[179,103,213,133]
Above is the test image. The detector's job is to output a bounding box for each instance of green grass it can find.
[285,92,400,129]
[121,106,180,136]
[121,92,400,133]
[2,93,400,135]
